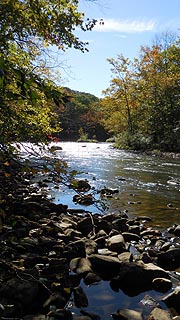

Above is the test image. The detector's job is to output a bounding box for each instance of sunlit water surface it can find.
[20,142,180,319]
[48,142,180,229]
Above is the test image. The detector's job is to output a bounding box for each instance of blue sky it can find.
[60,0,180,98]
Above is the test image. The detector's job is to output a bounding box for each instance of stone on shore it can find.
[157,248,180,270]
[112,308,143,320]
[106,234,126,253]
[69,257,92,275]
[148,307,173,320]
[88,254,122,279]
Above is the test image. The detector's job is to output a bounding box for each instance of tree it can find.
[100,32,180,151]
[0,0,97,145]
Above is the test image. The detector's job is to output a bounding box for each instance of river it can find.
[48,142,180,229]
[21,141,180,318]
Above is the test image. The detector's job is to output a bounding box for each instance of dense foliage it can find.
[100,33,180,151]
[0,0,96,145]
[58,88,109,141]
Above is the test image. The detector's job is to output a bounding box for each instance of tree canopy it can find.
[0,0,96,145]
[100,33,180,151]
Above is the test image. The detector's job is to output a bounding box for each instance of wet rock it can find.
[70,179,91,192]
[100,188,119,197]
[112,308,143,320]
[148,307,172,320]
[73,194,94,205]
[152,278,172,293]
[107,234,126,253]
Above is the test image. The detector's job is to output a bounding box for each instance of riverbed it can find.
[48,142,180,228]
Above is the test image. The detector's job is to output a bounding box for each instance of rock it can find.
[70,179,91,192]
[64,239,86,260]
[110,261,170,296]
[100,188,119,197]
[112,308,143,320]
[122,232,140,242]
[107,234,126,253]
[88,254,122,279]
[162,288,180,313]
[148,307,172,320]
[83,272,101,285]
[112,218,129,232]
[98,248,117,256]
[118,252,133,263]
[69,257,92,275]
[47,308,73,319]
[152,278,172,293]
[0,277,40,313]
[157,248,180,270]
[141,252,153,264]
[73,286,88,308]
[77,217,96,236]
[139,294,159,309]
[128,225,141,235]
[83,238,98,255]
[174,225,180,236]
[73,194,94,205]
[140,229,161,237]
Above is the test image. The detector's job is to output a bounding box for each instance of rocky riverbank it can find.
[1,170,180,320]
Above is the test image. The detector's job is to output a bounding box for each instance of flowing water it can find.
[49,142,180,229]
[22,141,180,319]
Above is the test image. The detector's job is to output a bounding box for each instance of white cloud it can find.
[94,18,156,33]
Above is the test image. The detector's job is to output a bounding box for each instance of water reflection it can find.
[52,142,180,228]
[71,280,167,320]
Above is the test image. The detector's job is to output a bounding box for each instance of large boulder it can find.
[110,261,170,296]
[88,254,122,279]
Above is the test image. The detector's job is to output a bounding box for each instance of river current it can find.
[49,142,180,229]
[20,141,180,318]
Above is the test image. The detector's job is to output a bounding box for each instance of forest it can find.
[0,0,179,152]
